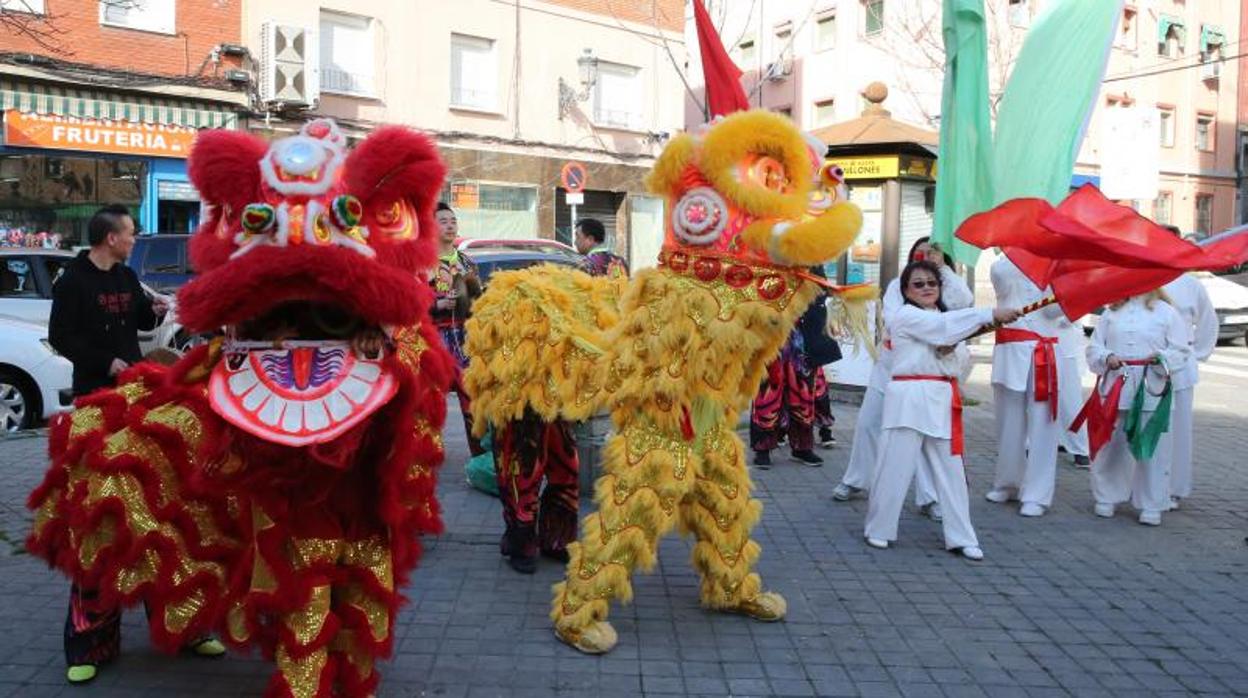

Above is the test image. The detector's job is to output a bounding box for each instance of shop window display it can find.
[0,153,145,248]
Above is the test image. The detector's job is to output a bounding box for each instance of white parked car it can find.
[0,248,200,356]
[0,314,73,431]
[1080,271,1248,343]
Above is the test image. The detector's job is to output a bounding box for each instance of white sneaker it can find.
[865,537,889,549]
[832,483,861,501]
[1138,510,1162,526]
[1094,502,1115,518]
[959,546,984,561]
[984,489,1014,504]
[1019,502,1046,517]
[925,503,943,522]
[1168,497,1180,511]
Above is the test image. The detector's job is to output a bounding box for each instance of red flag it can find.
[957,184,1248,319]
[693,0,750,118]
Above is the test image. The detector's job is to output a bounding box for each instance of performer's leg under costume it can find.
[783,353,817,452]
[750,359,787,452]
[441,325,485,457]
[551,417,779,648]
[1170,387,1194,499]
[495,410,579,561]
[64,584,121,668]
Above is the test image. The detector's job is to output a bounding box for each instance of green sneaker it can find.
[66,664,97,684]
[187,637,226,658]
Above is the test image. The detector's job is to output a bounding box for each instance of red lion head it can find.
[178,118,446,334]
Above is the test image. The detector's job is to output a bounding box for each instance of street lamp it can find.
[558,48,599,120]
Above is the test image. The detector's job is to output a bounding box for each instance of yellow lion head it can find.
[646,110,862,270]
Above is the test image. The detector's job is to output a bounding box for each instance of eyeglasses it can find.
[908,279,940,289]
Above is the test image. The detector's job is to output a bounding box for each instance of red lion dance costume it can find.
[27,118,454,697]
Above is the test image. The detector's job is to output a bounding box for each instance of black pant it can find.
[64,584,122,666]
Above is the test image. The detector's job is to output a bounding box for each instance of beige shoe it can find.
[730,591,787,622]
[554,620,618,655]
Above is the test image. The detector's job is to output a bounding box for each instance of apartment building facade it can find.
[690,0,1241,236]
[243,0,688,269]
[0,0,248,243]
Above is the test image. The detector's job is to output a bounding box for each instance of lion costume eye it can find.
[241,203,276,234]
[746,156,791,193]
[331,195,363,229]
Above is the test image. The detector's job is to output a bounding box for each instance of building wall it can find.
[244,0,686,158]
[0,0,241,78]
[243,0,687,256]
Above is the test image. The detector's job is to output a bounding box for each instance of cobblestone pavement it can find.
[1,347,1246,697]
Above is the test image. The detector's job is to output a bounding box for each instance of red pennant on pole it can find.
[692,0,750,118]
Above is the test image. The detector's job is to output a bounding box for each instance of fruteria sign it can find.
[3,110,197,158]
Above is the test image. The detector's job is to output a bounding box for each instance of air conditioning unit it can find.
[765,59,793,82]
[1201,59,1221,81]
[259,21,319,107]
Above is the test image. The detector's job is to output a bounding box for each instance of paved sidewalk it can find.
[1,363,1246,697]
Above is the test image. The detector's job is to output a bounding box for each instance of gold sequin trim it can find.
[275,644,328,698]
[285,585,331,646]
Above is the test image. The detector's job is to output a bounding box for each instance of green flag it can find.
[993,0,1124,205]
[931,0,994,265]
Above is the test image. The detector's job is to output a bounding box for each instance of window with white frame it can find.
[1153,191,1172,226]
[774,20,792,59]
[863,0,884,36]
[100,0,175,35]
[593,61,642,130]
[814,99,836,126]
[1,0,45,14]
[815,10,836,50]
[1195,194,1214,234]
[320,11,376,97]
[450,33,499,111]
[1116,7,1137,51]
[1158,106,1175,147]
[1196,114,1214,151]
[738,37,756,65]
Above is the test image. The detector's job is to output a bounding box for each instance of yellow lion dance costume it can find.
[465,110,869,654]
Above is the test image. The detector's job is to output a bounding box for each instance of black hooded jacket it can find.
[49,250,159,396]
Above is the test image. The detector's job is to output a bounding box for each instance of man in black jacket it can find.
[49,205,165,396]
[48,205,223,684]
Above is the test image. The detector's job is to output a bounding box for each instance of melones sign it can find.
[3,110,198,159]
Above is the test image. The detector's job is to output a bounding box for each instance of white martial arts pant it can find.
[1057,354,1089,457]
[843,387,937,505]
[1169,387,1194,499]
[1091,414,1172,514]
[864,427,978,550]
[992,380,1060,507]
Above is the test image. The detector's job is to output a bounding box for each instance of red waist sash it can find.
[1069,358,1154,461]
[996,327,1059,421]
[892,374,963,456]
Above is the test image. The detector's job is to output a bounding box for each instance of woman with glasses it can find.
[863,260,1021,559]
[835,237,972,523]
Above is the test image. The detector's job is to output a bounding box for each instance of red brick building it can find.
[0,0,248,243]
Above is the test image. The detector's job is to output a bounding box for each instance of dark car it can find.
[128,234,194,293]
[458,239,583,284]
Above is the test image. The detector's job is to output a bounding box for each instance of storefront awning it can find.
[0,79,238,129]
